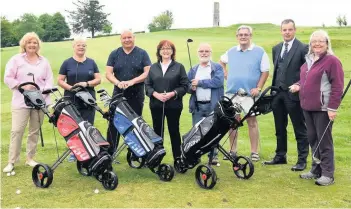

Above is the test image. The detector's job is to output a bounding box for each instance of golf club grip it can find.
[40,127,44,147]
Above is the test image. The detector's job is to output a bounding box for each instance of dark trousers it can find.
[272,91,309,163]
[151,107,182,161]
[78,107,96,125]
[106,97,144,155]
[303,111,334,177]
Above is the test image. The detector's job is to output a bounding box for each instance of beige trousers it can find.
[8,108,44,164]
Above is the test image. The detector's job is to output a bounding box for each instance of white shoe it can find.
[3,163,14,173]
[25,159,38,167]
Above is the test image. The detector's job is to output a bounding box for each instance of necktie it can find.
[282,42,289,59]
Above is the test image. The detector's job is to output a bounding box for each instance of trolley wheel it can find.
[126,149,145,169]
[174,158,188,174]
[232,156,254,179]
[195,164,217,189]
[101,170,118,190]
[157,164,174,181]
[32,163,54,188]
[76,161,92,176]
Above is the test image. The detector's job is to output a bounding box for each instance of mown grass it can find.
[1,24,351,208]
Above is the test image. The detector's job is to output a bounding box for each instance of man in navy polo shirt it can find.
[105,30,151,155]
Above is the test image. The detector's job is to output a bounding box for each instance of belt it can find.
[196,101,211,104]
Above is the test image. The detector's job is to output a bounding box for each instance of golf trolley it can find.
[173,86,278,189]
[73,87,175,182]
[18,82,118,190]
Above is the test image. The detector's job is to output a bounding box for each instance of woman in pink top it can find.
[3,32,53,173]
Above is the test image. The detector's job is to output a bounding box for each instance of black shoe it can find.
[291,162,306,171]
[263,156,287,165]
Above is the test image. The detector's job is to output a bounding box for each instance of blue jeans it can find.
[192,103,218,159]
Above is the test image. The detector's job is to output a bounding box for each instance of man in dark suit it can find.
[263,19,309,171]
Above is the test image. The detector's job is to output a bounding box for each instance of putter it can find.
[186,38,193,69]
[312,77,351,164]
[27,72,44,147]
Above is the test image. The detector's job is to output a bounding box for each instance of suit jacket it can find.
[271,38,308,101]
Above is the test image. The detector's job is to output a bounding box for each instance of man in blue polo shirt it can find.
[105,30,151,155]
[219,25,270,162]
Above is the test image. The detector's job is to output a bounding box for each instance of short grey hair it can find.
[236,25,253,35]
[72,36,87,46]
[307,30,334,55]
[120,29,134,37]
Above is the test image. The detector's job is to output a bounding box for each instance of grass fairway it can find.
[1,24,351,208]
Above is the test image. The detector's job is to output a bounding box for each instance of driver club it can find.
[27,72,44,147]
[186,38,193,69]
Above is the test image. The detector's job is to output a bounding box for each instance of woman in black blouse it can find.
[145,40,188,162]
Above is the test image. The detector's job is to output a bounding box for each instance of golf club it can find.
[27,72,44,147]
[312,77,351,164]
[160,91,166,139]
[186,38,193,69]
[312,120,332,164]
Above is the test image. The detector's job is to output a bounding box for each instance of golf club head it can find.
[237,88,248,96]
[187,38,193,43]
[27,72,35,82]
[312,156,321,165]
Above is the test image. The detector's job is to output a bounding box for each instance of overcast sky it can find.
[1,0,350,34]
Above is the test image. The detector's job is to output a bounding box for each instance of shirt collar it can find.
[21,52,43,60]
[199,61,211,68]
[236,43,255,51]
[285,37,295,46]
[160,59,172,66]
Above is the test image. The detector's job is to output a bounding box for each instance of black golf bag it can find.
[175,86,278,189]
[18,82,118,190]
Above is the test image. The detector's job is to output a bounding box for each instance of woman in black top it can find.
[58,37,101,162]
[145,40,188,162]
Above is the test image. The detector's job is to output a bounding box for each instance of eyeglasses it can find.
[237,33,251,37]
[198,50,211,53]
[161,48,172,51]
[76,44,87,48]
[311,40,327,44]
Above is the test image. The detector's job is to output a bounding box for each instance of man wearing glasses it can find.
[188,43,224,166]
[219,25,270,162]
[263,19,309,171]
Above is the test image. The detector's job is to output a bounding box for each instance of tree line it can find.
[1,0,174,48]
[1,13,70,47]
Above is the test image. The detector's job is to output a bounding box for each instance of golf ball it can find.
[16,189,21,195]
[7,173,11,176]
[94,189,99,194]
[11,171,16,175]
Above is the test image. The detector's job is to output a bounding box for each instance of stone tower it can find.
[213,2,220,27]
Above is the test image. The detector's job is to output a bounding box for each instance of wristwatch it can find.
[257,87,262,92]
[86,81,89,87]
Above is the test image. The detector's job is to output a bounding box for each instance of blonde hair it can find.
[72,36,87,47]
[19,32,42,54]
[308,30,334,55]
